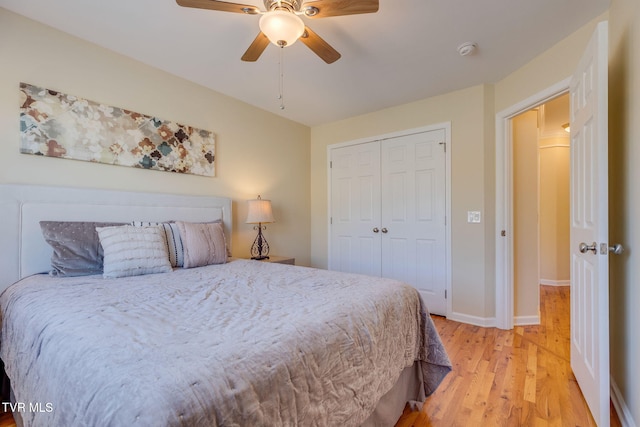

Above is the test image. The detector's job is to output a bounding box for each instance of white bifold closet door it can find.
[330,129,447,315]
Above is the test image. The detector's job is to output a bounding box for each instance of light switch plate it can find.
[467,211,481,223]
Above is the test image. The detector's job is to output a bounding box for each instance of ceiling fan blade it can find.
[299,26,341,64]
[302,0,378,18]
[176,0,260,14]
[241,32,270,62]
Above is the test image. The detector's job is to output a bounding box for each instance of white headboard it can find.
[0,184,232,292]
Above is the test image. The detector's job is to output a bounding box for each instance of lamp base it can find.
[250,223,271,260]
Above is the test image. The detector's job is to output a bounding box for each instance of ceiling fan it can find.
[176,0,379,64]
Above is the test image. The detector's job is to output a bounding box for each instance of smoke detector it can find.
[457,42,477,56]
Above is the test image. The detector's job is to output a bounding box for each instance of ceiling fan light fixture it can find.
[259,10,305,47]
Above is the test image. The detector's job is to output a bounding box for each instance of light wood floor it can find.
[397,285,621,427]
[0,412,13,427]
[0,286,620,427]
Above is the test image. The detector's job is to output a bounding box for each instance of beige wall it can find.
[0,8,311,266]
[609,0,640,424]
[311,84,494,320]
[495,13,609,113]
[512,111,540,319]
[539,137,570,283]
[483,85,497,317]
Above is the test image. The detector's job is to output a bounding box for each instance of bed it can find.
[0,184,451,427]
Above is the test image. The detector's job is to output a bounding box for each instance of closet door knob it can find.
[381,228,388,233]
[373,227,379,233]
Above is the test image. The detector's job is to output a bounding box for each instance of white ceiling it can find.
[0,0,609,127]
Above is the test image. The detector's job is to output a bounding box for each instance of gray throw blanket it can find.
[1,260,451,426]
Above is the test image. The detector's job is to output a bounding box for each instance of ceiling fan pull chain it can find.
[278,45,285,110]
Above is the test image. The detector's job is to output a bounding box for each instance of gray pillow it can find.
[40,221,124,277]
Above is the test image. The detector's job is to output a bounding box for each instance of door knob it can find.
[381,228,388,233]
[373,227,379,233]
[579,242,597,254]
[608,243,624,255]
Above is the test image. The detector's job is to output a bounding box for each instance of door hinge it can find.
[439,142,446,152]
[330,161,332,168]
[501,230,506,237]
[445,289,447,299]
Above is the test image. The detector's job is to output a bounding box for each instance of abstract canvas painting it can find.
[19,82,216,176]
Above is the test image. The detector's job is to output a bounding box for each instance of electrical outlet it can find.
[467,211,481,223]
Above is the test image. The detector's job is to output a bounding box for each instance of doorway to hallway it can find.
[512,94,570,325]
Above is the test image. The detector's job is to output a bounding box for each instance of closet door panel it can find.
[381,130,447,315]
[416,169,434,221]
[416,238,437,292]
[330,141,381,276]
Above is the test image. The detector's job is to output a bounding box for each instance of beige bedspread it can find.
[0,259,450,426]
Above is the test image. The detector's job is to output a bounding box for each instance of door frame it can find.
[327,122,453,317]
[495,78,570,330]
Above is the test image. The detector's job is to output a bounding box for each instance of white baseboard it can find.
[448,312,496,328]
[540,279,571,286]
[611,377,637,427]
[515,315,540,326]
[446,312,541,328]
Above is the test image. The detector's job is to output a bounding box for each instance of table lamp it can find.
[246,195,275,260]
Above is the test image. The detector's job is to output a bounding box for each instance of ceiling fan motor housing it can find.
[264,0,301,12]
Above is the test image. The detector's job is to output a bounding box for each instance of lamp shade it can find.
[246,196,275,224]
[259,10,305,47]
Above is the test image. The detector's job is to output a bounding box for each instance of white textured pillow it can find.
[175,221,228,268]
[131,221,184,267]
[96,225,172,278]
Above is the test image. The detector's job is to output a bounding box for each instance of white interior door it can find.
[381,130,447,315]
[329,141,381,276]
[570,21,609,427]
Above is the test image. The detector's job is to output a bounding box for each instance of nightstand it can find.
[254,256,295,265]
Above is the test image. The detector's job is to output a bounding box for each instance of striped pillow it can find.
[175,221,228,268]
[132,221,184,268]
[96,225,172,279]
